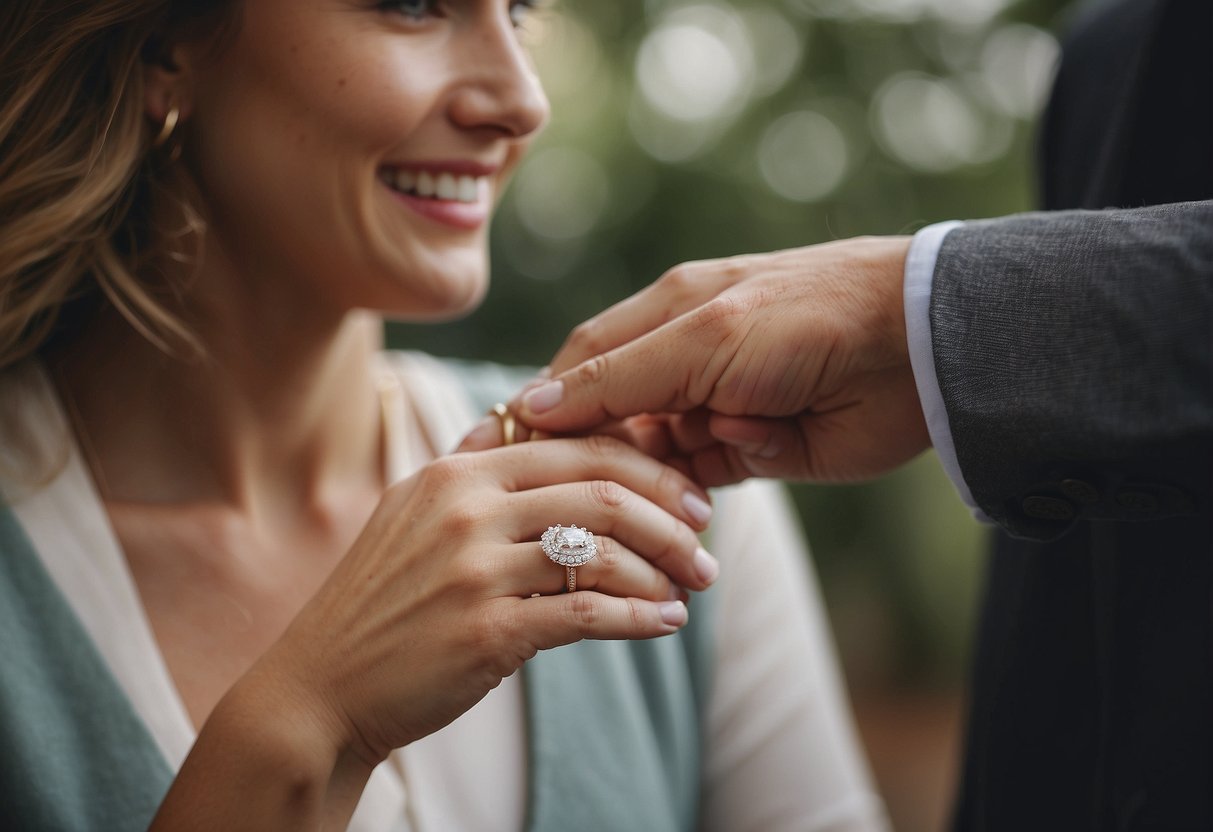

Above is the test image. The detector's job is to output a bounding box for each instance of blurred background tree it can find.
[391,0,1077,827]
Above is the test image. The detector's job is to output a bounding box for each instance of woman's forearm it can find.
[149,665,377,832]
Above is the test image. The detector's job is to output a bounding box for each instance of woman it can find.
[0,1,886,829]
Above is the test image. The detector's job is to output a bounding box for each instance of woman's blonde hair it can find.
[0,0,232,371]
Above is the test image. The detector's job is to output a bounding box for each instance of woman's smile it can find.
[174,0,549,321]
[377,160,498,230]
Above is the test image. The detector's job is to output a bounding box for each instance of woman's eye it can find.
[381,0,441,21]
[509,0,539,28]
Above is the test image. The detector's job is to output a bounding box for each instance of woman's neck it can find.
[47,286,386,533]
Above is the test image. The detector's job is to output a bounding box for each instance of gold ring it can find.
[491,403,516,446]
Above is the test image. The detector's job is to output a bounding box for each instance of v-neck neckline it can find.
[4,354,540,832]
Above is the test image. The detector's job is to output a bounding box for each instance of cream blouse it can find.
[0,354,887,832]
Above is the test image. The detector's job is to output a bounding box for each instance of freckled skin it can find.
[181,1,549,325]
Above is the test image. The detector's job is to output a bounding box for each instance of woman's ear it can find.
[143,39,196,130]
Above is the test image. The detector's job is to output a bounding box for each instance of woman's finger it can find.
[456,403,542,453]
[509,592,690,649]
[503,479,718,591]
[499,537,687,602]
[481,436,714,532]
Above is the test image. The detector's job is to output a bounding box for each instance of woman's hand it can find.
[258,435,717,766]
[155,436,716,831]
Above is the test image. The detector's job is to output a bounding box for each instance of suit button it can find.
[1116,488,1159,514]
[1060,478,1100,505]
[1023,495,1076,521]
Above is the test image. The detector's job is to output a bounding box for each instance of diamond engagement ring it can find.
[541,525,598,592]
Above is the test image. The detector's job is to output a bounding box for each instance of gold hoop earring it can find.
[153,106,180,149]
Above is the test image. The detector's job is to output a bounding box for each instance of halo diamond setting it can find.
[540,525,598,567]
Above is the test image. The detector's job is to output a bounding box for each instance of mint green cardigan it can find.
[0,362,717,831]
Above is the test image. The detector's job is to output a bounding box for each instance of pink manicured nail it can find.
[693,547,720,584]
[682,492,713,525]
[461,417,500,450]
[659,601,688,626]
[522,380,563,414]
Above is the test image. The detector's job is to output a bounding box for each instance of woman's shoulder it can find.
[0,360,71,505]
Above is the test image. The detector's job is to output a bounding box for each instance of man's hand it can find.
[513,236,931,486]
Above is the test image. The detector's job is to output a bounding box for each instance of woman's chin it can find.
[377,270,489,323]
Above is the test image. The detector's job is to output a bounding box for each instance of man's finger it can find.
[516,332,694,432]
[547,261,740,375]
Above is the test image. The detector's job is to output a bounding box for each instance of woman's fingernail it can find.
[682,492,713,525]
[659,600,688,627]
[667,583,683,601]
[693,547,720,584]
[522,380,563,415]
[460,417,498,450]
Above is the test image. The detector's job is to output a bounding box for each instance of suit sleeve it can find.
[929,199,1213,539]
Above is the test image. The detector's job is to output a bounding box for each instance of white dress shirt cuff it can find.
[904,220,991,523]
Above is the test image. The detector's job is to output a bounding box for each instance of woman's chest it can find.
[109,503,360,730]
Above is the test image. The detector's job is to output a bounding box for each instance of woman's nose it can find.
[447,14,550,139]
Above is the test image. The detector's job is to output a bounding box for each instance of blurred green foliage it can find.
[390,0,1077,689]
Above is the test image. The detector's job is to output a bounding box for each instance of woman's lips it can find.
[379,166,492,231]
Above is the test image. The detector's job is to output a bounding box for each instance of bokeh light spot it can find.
[512,147,611,241]
[872,72,989,172]
[758,110,849,202]
[636,19,746,122]
[979,23,1060,119]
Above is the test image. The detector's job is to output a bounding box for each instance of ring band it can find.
[541,525,598,593]
[491,403,516,446]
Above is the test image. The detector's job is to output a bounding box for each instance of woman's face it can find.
[180,0,549,321]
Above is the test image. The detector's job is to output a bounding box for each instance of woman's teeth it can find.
[385,169,482,204]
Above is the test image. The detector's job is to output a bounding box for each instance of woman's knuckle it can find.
[568,591,600,629]
[588,479,629,512]
[658,517,691,564]
[626,598,648,633]
[580,432,621,460]
[484,607,521,649]
[453,553,496,588]
[654,464,685,502]
[440,506,480,538]
[594,537,620,571]
[463,609,503,656]
[421,455,474,490]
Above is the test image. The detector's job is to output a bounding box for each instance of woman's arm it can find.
[151,660,374,831]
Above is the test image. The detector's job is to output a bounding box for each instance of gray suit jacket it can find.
[933,201,1212,539]
[938,0,1213,828]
